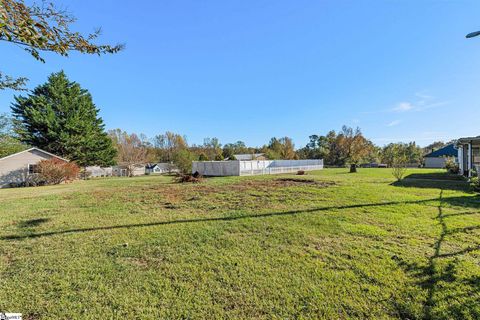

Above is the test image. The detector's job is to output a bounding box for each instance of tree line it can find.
[1,71,451,176]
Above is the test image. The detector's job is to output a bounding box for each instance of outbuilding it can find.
[424,144,457,168]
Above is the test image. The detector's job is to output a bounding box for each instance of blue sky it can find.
[1,0,480,148]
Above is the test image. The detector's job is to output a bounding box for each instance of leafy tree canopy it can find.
[0,112,26,158]
[0,0,123,90]
[11,71,116,166]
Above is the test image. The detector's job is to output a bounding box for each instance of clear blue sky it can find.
[1,0,480,148]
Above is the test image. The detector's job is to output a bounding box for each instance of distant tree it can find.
[222,141,250,159]
[0,0,123,90]
[298,134,330,159]
[198,152,209,161]
[382,142,422,167]
[423,141,446,155]
[11,71,116,166]
[324,130,343,166]
[173,149,196,175]
[154,132,188,162]
[336,126,373,173]
[264,137,297,160]
[202,137,223,160]
[109,129,148,176]
[0,112,27,158]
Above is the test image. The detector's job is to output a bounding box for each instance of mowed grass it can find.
[1,169,480,319]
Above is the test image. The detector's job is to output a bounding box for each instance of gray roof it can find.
[0,147,68,162]
[457,136,480,145]
[233,153,265,161]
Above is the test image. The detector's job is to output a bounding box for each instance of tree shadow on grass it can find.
[393,190,480,319]
[17,218,51,228]
[2,194,480,241]
[392,172,469,192]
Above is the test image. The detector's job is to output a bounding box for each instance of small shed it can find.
[424,144,457,168]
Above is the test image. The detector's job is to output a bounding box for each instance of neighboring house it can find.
[456,136,480,176]
[112,164,146,177]
[0,147,68,188]
[85,166,113,178]
[145,163,177,174]
[232,153,267,161]
[424,144,457,169]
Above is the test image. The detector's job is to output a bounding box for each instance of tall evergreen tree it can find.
[11,71,116,166]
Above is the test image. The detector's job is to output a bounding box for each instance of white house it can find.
[0,147,68,188]
[112,164,146,177]
[456,136,480,176]
[145,163,177,174]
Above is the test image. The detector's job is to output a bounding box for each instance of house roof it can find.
[145,163,158,169]
[0,147,69,162]
[424,144,457,158]
[233,153,265,161]
[456,136,480,145]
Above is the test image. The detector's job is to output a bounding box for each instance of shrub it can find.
[172,149,195,175]
[470,176,480,192]
[471,166,478,177]
[37,159,80,185]
[392,165,407,181]
[445,158,460,174]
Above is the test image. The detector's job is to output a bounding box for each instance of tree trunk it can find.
[349,163,357,173]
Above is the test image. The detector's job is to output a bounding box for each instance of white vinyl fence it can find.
[192,159,323,176]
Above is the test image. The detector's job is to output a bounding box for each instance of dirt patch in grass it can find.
[230,178,335,190]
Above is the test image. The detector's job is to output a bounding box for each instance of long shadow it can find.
[17,218,50,228]
[395,190,480,319]
[2,195,480,242]
[0,197,445,241]
[391,172,469,192]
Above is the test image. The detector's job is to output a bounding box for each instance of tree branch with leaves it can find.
[0,0,124,90]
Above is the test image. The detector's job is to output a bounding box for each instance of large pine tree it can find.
[11,71,116,166]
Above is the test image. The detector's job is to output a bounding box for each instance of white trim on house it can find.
[0,147,69,163]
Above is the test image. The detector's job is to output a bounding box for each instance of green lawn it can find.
[1,168,480,319]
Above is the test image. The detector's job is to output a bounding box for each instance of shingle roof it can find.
[0,147,68,162]
[424,144,457,158]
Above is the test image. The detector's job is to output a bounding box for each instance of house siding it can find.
[424,157,449,168]
[0,149,64,188]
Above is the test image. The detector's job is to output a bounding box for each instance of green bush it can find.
[445,158,460,174]
[172,149,195,175]
[470,176,480,192]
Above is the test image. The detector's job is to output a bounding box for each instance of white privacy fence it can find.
[239,159,324,176]
[192,159,324,176]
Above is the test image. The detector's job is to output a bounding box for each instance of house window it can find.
[473,147,480,165]
[28,164,39,175]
